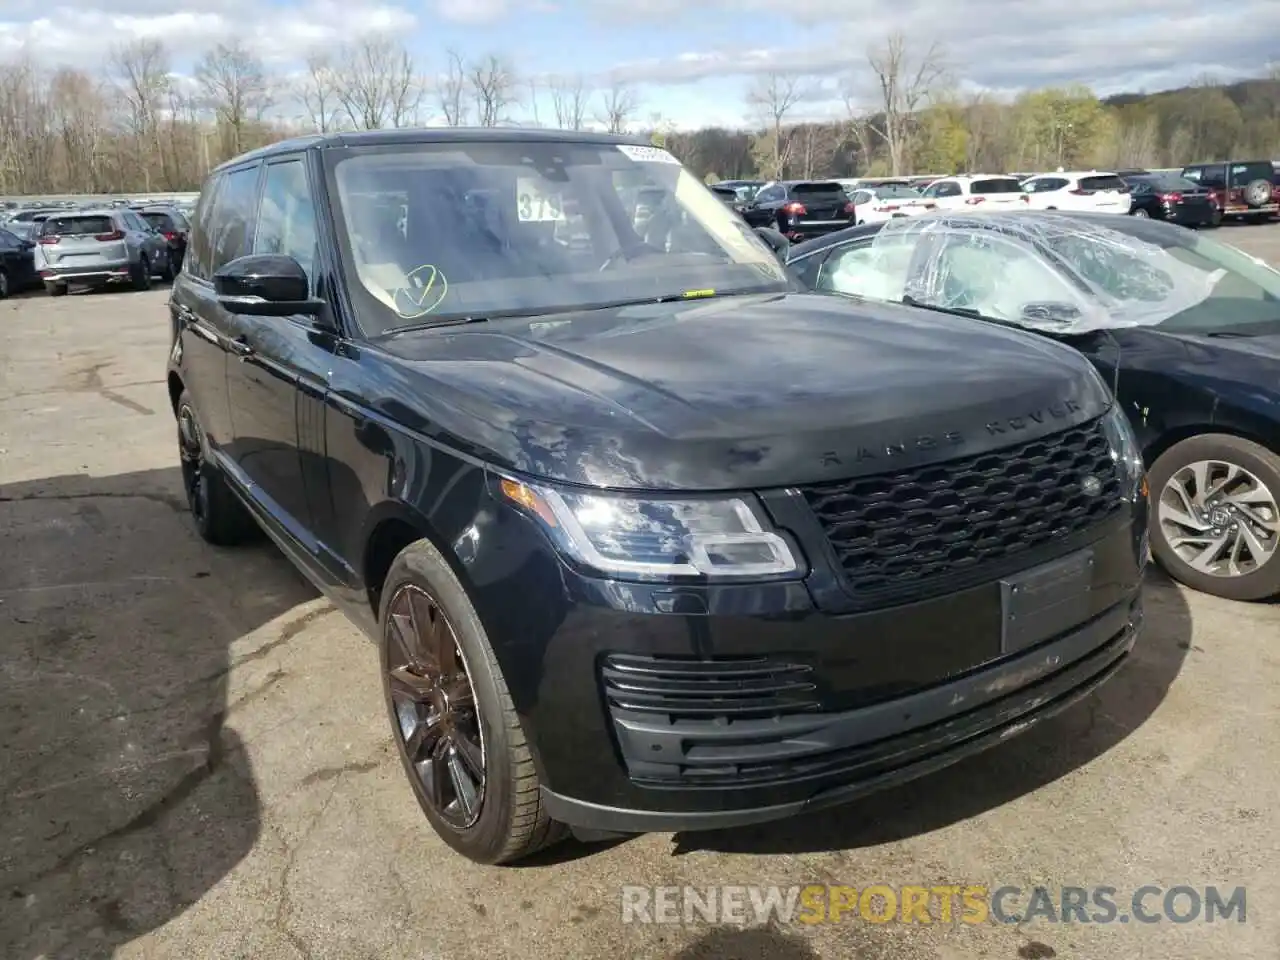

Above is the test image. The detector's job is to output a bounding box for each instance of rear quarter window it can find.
[1230,162,1275,184]
[971,178,1023,194]
[185,177,222,281]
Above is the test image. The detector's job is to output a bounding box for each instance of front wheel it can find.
[379,539,566,864]
[1149,434,1280,601]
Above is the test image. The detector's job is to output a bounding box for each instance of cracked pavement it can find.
[3,229,1280,960]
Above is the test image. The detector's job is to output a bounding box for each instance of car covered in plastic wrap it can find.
[787,211,1280,602]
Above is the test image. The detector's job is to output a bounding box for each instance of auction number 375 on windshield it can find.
[516,177,567,222]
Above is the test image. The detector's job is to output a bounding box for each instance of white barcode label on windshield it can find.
[617,144,680,164]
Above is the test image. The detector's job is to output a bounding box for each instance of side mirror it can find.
[214,254,324,317]
[754,226,791,262]
[1021,302,1083,327]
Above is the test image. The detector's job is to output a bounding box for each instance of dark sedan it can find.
[786,212,1280,601]
[1122,173,1220,227]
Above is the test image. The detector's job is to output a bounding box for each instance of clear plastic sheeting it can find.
[869,212,1228,334]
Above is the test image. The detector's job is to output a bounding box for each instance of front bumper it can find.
[471,500,1147,835]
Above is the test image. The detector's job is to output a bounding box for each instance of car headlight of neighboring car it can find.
[497,477,805,580]
[1101,403,1147,502]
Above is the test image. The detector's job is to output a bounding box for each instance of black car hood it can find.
[367,292,1110,490]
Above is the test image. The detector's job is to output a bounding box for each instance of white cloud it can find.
[0,0,418,66]
[589,0,1277,97]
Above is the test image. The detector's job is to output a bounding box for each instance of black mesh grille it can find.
[802,417,1123,603]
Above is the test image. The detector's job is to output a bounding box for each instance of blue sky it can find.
[2,0,1277,129]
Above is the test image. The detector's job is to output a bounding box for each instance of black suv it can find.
[166,129,1148,865]
[1180,160,1278,222]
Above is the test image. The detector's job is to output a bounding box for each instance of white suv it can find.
[1020,172,1132,214]
[918,175,1030,211]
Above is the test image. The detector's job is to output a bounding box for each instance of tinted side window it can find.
[209,164,262,273]
[1079,175,1126,192]
[817,236,917,301]
[186,177,222,281]
[254,159,318,282]
[937,182,962,197]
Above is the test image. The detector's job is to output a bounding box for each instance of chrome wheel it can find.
[385,584,485,829]
[1158,459,1279,577]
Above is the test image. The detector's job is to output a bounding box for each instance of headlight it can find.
[1101,404,1147,502]
[497,477,805,580]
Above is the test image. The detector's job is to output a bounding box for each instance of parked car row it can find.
[0,202,190,296]
[151,130,1276,875]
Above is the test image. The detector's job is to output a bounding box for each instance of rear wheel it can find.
[378,539,566,864]
[0,268,9,299]
[45,280,67,297]
[1149,434,1280,601]
[1130,207,1150,218]
[176,389,258,546]
[132,256,152,291]
[159,251,176,282]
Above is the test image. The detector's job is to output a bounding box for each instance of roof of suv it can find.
[212,127,650,175]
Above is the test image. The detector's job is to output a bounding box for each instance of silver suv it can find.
[37,208,174,296]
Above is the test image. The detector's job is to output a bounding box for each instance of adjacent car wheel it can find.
[1130,208,1150,218]
[132,256,152,291]
[0,268,9,299]
[160,252,177,283]
[378,539,566,864]
[1149,434,1280,601]
[45,280,67,297]
[176,389,258,546]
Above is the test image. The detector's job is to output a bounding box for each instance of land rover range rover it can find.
[166,129,1148,864]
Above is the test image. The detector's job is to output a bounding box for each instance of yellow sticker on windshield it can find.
[393,264,448,320]
[682,288,716,299]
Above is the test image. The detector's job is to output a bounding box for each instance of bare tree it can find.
[596,80,639,134]
[548,73,589,130]
[301,52,340,133]
[866,33,948,175]
[195,40,274,158]
[437,48,468,126]
[526,75,541,127]
[330,36,421,130]
[746,72,811,178]
[470,55,517,127]
[109,39,171,190]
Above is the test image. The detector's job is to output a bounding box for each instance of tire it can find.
[176,389,258,546]
[1244,212,1271,225]
[0,267,9,299]
[1148,433,1280,601]
[1130,208,1150,218]
[378,539,566,865]
[132,256,152,291]
[160,251,176,283]
[45,281,67,297]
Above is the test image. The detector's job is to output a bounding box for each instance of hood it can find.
[366,292,1111,490]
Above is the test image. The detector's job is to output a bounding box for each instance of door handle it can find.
[230,335,254,357]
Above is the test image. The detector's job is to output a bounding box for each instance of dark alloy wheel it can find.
[384,583,486,829]
[177,402,210,526]
[376,539,566,864]
[175,389,257,545]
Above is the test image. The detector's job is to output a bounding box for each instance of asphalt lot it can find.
[2,223,1279,960]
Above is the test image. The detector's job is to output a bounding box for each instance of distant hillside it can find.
[1104,76,1280,112]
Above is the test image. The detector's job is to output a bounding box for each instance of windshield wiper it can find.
[899,295,1027,333]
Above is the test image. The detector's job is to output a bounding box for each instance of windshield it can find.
[1044,226,1280,333]
[330,141,787,334]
